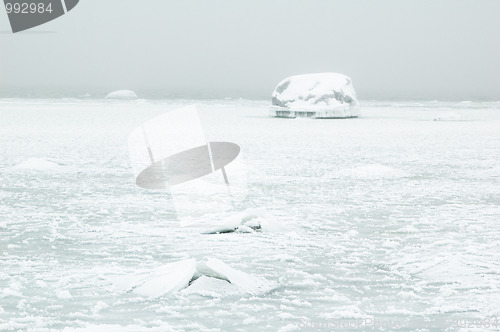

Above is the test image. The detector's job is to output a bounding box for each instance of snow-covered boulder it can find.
[271,73,359,118]
[105,90,138,100]
[113,258,274,298]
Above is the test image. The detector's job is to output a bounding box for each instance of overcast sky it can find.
[1,0,499,99]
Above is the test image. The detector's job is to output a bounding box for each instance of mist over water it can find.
[1,0,499,100]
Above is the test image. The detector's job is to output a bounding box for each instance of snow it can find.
[105,90,138,100]
[181,275,239,297]
[15,157,64,171]
[62,325,174,332]
[334,164,412,179]
[0,98,499,331]
[131,259,197,297]
[433,112,463,121]
[201,213,244,234]
[271,73,359,118]
[195,258,274,295]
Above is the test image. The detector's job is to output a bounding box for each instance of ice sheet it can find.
[0,98,499,330]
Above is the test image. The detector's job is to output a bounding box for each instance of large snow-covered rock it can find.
[114,258,274,298]
[271,73,359,118]
[105,90,138,100]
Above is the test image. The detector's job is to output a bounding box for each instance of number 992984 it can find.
[5,2,54,14]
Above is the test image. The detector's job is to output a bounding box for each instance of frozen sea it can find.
[0,98,499,331]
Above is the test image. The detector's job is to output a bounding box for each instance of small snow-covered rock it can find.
[201,209,289,234]
[272,73,359,118]
[105,90,138,100]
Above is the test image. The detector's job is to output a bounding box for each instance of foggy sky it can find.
[1,0,499,99]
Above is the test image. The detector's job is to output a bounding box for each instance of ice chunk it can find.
[271,73,359,118]
[118,258,273,298]
[132,259,197,297]
[258,217,289,233]
[105,90,138,100]
[196,258,273,295]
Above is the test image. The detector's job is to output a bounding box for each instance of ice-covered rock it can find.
[201,209,289,234]
[271,73,359,118]
[202,213,247,234]
[105,90,138,100]
[116,258,273,298]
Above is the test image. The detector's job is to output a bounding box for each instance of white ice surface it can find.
[433,111,463,121]
[334,163,412,179]
[128,105,206,181]
[0,98,499,331]
[15,157,65,171]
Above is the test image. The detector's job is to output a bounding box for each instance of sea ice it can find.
[335,164,411,179]
[2,98,499,330]
[271,72,359,118]
[433,112,463,121]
